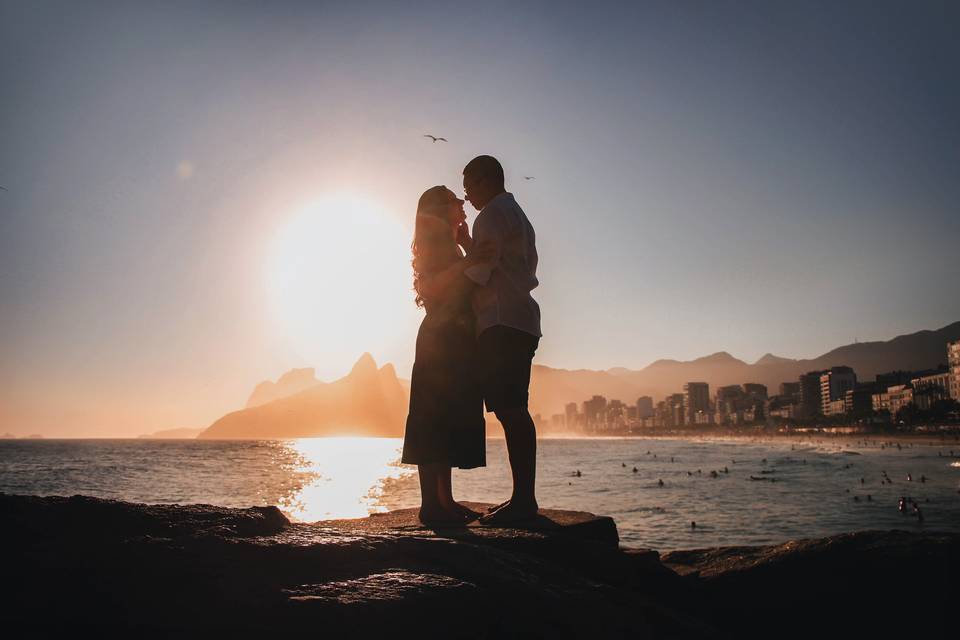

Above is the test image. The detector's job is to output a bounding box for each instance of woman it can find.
[401,185,491,524]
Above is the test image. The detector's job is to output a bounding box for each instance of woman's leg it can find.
[438,466,453,503]
[417,464,441,510]
[417,463,462,523]
[438,467,480,520]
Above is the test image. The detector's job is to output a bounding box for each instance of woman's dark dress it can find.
[401,255,486,469]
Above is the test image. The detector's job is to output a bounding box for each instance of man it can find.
[461,155,542,524]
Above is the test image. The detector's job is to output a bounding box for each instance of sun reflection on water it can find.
[276,437,416,522]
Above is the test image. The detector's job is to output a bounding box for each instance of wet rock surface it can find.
[2,493,954,638]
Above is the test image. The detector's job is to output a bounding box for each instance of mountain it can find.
[246,368,320,408]
[753,353,795,366]
[198,354,407,439]
[528,321,960,418]
[200,321,959,437]
[138,427,205,439]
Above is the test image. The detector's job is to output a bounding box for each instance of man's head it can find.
[463,155,505,211]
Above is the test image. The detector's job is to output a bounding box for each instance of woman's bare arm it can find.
[419,241,495,301]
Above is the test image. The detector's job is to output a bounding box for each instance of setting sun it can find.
[267,194,421,378]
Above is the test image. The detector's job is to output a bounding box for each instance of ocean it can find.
[2,435,958,550]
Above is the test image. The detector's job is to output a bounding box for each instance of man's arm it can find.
[464,209,504,286]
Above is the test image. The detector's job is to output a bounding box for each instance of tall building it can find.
[683,382,710,425]
[715,385,744,422]
[887,385,914,417]
[607,399,626,428]
[823,398,846,416]
[659,393,685,427]
[872,388,891,413]
[779,382,800,398]
[820,367,856,416]
[844,384,876,416]
[799,370,825,417]
[564,402,578,430]
[875,370,916,387]
[743,383,768,400]
[636,396,654,419]
[582,395,607,429]
[911,372,951,410]
[949,340,960,400]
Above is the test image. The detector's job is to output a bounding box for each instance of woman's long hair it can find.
[412,186,460,308]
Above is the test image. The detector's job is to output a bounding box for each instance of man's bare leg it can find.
[480,407,538,524]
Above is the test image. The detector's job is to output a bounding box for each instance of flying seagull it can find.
[523,176,536,181]
[0,186,7,191]
[423,134,447,143]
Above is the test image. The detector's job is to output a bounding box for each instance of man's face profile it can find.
[463,172,485,210]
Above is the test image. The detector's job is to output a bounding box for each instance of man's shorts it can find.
[476,325,540,414]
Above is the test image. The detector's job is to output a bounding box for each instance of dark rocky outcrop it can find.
[661,530,956,637]
[1,494,954,638]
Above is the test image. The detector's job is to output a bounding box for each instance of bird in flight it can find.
[523,176,536,181]
[0,185,7,191]
[423,134,447,143]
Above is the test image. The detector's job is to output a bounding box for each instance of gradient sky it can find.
[2,1,959,437]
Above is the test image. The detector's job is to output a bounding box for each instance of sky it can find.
[2,1,959,437]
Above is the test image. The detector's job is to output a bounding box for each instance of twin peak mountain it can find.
[198,354,407,439]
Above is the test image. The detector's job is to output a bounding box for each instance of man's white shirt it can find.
[463,192,542,338]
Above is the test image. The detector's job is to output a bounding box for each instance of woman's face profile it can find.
[444,190,466,230]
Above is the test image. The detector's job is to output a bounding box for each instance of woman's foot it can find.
[438,498,481,522]
[418,505,468,526]
[449,501,481,521]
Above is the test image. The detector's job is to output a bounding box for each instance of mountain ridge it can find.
[201,321,959,438]
[527,321,960,417]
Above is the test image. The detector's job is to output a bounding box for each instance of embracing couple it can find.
[401,155,541,526]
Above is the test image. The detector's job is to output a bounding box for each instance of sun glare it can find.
[267,194,420,378]
[279,437,416,521]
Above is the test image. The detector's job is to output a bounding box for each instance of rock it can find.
[282,570,477,604]
[1,493,289,541]
[1,494,954,637]
[318,502,620,547]
[662,530,957,636]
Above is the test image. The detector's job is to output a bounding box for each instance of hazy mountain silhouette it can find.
[198,354,407,439]
[246,367,320,408]
[201,321,959,437]
[528,321,960,417]
[138,427,205,439]
[753,353,796,366]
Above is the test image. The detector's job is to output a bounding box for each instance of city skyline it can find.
[545,338,959,434]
